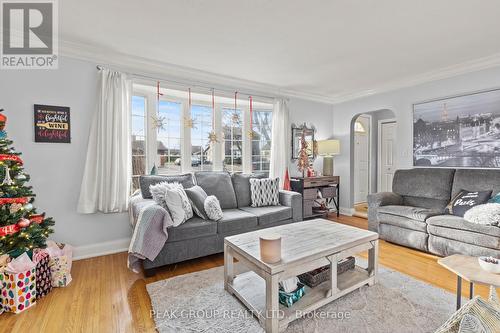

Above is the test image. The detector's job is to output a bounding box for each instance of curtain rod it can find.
[96,65,285,102]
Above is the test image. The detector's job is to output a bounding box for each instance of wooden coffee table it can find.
[438,254,500,310]
[224,219,379,332]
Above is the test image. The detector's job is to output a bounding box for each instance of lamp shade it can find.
[317,139,340,156]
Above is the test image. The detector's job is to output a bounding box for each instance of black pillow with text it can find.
[445,189,492,217]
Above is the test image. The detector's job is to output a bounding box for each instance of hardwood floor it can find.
[0,214,494,332]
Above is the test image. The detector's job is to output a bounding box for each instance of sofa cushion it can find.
[232,173,266,207]
[379,223,428,252]
[240,206,292,226]
[429,235,500,258]
[427,224,500,250]
[377,205,440,222]
[216,209,258,234]
[194,171,238,209]
[452,169,500,199]
[393,168,455,201]
[426,215,500,238]
[167,217,217,242]
[378,214,427,232]
[140,174,194,199]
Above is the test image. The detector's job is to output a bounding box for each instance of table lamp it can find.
[317,139,340,176]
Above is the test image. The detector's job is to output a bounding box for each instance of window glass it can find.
[251,110,273,175]
[157,100,182,174]
[222,108,243,173]
[191,105,213,171]
[131,96,146,189]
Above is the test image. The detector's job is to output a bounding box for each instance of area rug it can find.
[146,260,456,333]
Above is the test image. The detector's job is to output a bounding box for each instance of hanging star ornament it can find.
[208,131,219,143]
[231,112,240,124]
[247,130,255,139]
[151,114,167,131]
[184,116,197,129]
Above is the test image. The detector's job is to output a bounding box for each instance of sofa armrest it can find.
[367,192,403,232]
[367,192,403,208]
[279,190,303,222]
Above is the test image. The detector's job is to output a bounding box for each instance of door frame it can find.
[377,118,397,192]
[354,114,372,203]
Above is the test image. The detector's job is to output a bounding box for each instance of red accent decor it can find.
[29,214,44,224]
[0,154,23,165]
[283,168,291,191]
[188,88,192,108]
[0,223,19,236]
[0,197,29,205]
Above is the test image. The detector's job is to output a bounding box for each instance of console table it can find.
[290,176,340,218]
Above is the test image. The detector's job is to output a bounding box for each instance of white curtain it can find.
[269,99,290,187]
[77,68,132,213]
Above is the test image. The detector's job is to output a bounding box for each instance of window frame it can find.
[132,85,272,177]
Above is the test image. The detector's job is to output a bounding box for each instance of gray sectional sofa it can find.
[368,168,500,258]
[130,171,302,275]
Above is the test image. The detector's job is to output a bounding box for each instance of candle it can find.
[259,234,282,264]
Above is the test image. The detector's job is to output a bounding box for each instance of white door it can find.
[354,116,370,203]
[378,121,396,192]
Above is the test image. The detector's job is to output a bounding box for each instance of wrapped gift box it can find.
[1,266,36,314]
[33,250,53,299]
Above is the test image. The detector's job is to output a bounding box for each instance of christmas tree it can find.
[0,109,55,258]
[297,132,310,177]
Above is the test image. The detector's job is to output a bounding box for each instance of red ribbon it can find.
[234,91,238,110]
[249,96,253,128]
[188,88,192,109]
[0,223,19,236]
[0,154,23,165]
[0,197,29,205]
[29,214,44,224]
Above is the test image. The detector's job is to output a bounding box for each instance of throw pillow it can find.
[165,184,193,226]
[445,190,492,217]
[464,203,500,226]
[489,192,500,204]
[249,177,280,207]
[204,195,223,221]
[139,174,194,199]
[150,182,193,226]
[185,185,208,219]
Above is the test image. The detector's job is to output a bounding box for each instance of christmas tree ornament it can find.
[9,203,22,214]
[24,203,33,211]
[16,218,30,228]
[2,164,13,185]
[184,116,196,129]
[15,173,27,181]
[0,109,6,130]
[0,131,6,140]
[208,131,219,143]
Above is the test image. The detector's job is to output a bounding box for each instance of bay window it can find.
[131,83,273,180]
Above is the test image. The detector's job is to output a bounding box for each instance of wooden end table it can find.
[224,219,378,332]
[438,254,500,310]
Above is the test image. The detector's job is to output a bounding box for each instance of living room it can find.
[2,1,500,332]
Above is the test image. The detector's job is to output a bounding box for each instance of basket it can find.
[279,282,306,308]
[298,256,355,288]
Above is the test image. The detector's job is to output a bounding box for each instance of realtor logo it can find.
[1,0,58,69]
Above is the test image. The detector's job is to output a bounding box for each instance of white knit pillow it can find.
[150,182,193,226]
[204,195,223,221]
[464,203,500,226]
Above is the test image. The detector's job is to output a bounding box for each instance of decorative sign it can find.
[34,105,71,143]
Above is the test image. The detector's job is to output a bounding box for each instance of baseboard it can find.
[339,207,355,216]
[73,237,131,261]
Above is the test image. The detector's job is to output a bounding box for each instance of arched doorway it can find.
[350,109,396,218]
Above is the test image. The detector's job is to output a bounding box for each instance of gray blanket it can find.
[127,193,173,273]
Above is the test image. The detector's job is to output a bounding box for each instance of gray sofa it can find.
[368,168,500,258]
[131,171,302,275]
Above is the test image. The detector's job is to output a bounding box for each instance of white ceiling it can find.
[60,0,500,103]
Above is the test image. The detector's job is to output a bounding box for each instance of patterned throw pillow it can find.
[445,190,492,217]
[249,178,280,207]
[204,195,223,221]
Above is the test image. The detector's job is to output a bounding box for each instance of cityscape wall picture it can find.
[413,88,500,168]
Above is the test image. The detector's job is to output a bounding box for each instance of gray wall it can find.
[333,65,500,209]
[0,56,335,258]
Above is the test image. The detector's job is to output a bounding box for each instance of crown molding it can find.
[328,53,500,104]
[59,39,336,104]
[59,39,500,105]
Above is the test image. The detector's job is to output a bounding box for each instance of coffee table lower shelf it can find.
[227,266,373,331]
